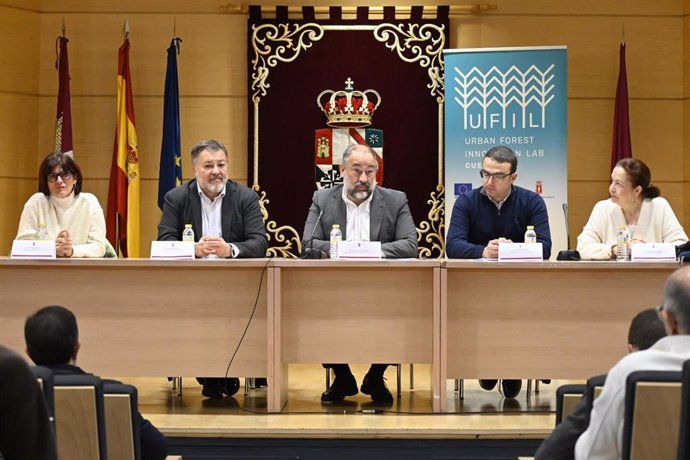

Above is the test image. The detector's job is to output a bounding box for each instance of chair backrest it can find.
[103,382,141,460]
[53,374,107,460]
[677,359,690,460]
[621,370,682,460]
[555,383,585,425]
[584,374,606,415]
[31,365,55,425]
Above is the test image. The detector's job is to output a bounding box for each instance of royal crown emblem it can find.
[317,78,381,128]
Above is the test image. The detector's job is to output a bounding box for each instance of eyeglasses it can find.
[479,170,512,182]
[47,171,73,182]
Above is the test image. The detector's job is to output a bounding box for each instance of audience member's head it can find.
[24,305,79,366]
[627,308,667,352]
[660,266,690,335]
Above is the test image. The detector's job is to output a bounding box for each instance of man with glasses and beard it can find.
[445,145,552,399]
[158,139,268,399]
[301,143,418,404]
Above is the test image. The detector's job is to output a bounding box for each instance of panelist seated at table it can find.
[15,152,109,258]
[157,139,268,399]
[576,158,688,260]
[445,145,552,399]
[301,143,418,403]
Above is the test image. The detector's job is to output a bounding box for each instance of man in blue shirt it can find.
[446,145,552,398]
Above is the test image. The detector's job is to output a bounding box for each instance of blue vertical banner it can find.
[444,46,568,256]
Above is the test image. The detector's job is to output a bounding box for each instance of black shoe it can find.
[499,379,522,399]
[478,379,498,391]
[222,378,241,397]
[201,380,224,400]
[321,374,358,403]
[360,374,393,404]
[254,378,268,388]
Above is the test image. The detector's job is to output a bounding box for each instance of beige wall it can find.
[0,0,688,255]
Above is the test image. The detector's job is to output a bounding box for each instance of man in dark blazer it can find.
[158,139,268,398]
[24,306,168,460]
[301,143,418,404]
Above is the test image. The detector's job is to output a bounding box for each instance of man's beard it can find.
[345,178,375,201]
[200,176,227,195]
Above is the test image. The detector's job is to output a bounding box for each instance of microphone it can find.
[301,210,326,259]
[557,202,581,261]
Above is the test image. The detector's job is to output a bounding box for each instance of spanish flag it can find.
[106,38,140,258]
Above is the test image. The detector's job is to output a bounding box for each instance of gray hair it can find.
[663,267,690,332]
[342,144,379,169]
[191,139,228,164]
[484,145,518,174]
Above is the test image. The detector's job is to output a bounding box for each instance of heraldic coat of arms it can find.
[315,78,383,189]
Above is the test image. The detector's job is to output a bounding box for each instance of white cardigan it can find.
[576,197,688,260]
[15,192,107,258]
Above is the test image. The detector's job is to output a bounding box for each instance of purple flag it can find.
[611,42,632,170]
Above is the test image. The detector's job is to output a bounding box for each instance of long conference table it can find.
[0,257,678,412]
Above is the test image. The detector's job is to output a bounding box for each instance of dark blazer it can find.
[49,364,168,460]
[301,185,418,259]
[0,345,56,460]
[157,179,268,258]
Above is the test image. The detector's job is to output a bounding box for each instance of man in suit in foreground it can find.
[301,143,418,403]
[158,139,268,399]
[24,305,168,460]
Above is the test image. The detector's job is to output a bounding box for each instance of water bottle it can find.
[616,226,630,261]
[35,223,48,240]
[182,224,195,242]
[524,225,537,244]
[329,224,342,259]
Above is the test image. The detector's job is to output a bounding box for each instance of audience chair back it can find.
[103,382,141,460]
[31,365,55,426]
[584,374,606,415]
[677,359,690,460]
[621,370,682,460]
[555,383,585,425]
[53,374,107,460]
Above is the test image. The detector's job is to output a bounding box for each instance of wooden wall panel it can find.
[0,6,40,95]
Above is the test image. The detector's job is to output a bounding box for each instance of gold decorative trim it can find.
[374,23,445,102]
[250,23,324,101]
[417,184,446,259]
[222,4,498,16]
[254,185,302,258]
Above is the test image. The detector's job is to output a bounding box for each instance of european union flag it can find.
[158,38,183,210]
[454,183,473,195]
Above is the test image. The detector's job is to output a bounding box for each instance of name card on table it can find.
[10,240,56,259]
[336,241,382,259]
[150,241,195,260]
[630,243,677,262]
[498,243,543,262]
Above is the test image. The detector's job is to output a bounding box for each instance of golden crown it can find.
[317,78,381,128]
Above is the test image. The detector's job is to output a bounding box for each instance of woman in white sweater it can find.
[15,153,108,258]
[577,158,688,260]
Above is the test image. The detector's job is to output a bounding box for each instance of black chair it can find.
[53,374,108,460]
[103,382,142,460]
[555,383,585,425]
[31,365,55,426]
[621,370,682,460]
[584,374,606,414]
[677,359,690,460]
